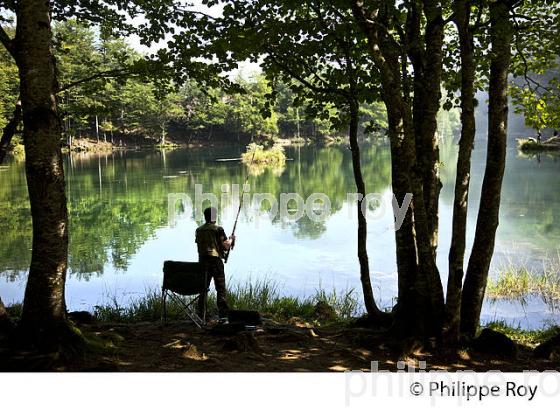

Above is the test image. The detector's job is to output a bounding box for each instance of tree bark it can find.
[348,99,384,319]
[351,0,444,338]
[351,1,418,333]
[460,0,513,337]
[408,0,444,258]
[406,0,447,337]
[0,100,22,165]
[445,0,476,343]
[16,0,71,347]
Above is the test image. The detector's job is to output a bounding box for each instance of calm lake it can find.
[1,134,559,329]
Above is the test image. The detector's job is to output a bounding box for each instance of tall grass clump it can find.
[94,289,169,322]
[220,280,359,321]
[93,279,360,324]
[487,255,560,304]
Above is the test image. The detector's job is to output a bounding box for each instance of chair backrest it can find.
[162,260,207,295]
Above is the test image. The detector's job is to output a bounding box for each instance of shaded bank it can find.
[2,297,559,371]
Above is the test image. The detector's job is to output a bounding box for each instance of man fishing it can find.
[196,206,235,322]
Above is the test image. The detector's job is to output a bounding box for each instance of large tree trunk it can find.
[385,101,422,335]
[460,0,512,337]
[16,0,71,347]
[445,0,476,344]
[348,100,384,319]
[407,0,446,337]
[351,0,444,338]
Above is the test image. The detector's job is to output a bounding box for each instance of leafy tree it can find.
[0,27,18,131]
[509,0,560,136]
[510,77,560,136]
[0,25,19,164]
[204,0,388,320]
[0,0,219,350]
[0,0,74,348]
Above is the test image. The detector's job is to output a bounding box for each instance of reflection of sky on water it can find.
[1,136,559,330]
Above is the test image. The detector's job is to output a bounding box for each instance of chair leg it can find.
[161,289,167,325]
[202,271,209,323]
[200,291,208,323]
[200,292,207,326]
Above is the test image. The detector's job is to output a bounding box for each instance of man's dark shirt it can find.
[195,222,227,259]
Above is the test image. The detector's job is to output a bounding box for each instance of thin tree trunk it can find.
[95,114,99,142]
[445,0,476,344]
[16,0,71,347]
[460,0,513,337]
[161,122,166,145]
[0,100,22,165]
[408,0,444,258]
[348,100,384,319]
[296,107,301,139]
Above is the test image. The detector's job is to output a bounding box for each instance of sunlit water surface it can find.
[1,135,559,329]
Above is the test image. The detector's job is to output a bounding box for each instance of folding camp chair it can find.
[161,260,209,328]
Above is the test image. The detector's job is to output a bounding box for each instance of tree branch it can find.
[512,15,553,95]
[57,68,133,93]
[0,99,22,165]
[265,49,345,97]
[0,25,16,59]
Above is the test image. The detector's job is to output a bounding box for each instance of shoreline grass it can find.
[5,267,559,341]
[93,280,360,324]
[486,320,560,348]
[486,257,560,303]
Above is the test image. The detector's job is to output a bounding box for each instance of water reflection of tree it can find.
[291,218,327,240]
[248,143,392,238]
[182,144,393,239]
[1,153,173,281]
[2,144,550,281]
[0,165,32,276]
[499,153,560,250]
[245,162,286,177]
[0,144,393,280]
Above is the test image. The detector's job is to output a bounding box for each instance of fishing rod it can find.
[224,148,256,263]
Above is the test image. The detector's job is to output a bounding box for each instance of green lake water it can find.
[1,137,559,329]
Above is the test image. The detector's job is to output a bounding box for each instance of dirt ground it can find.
[36,319,559,372]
